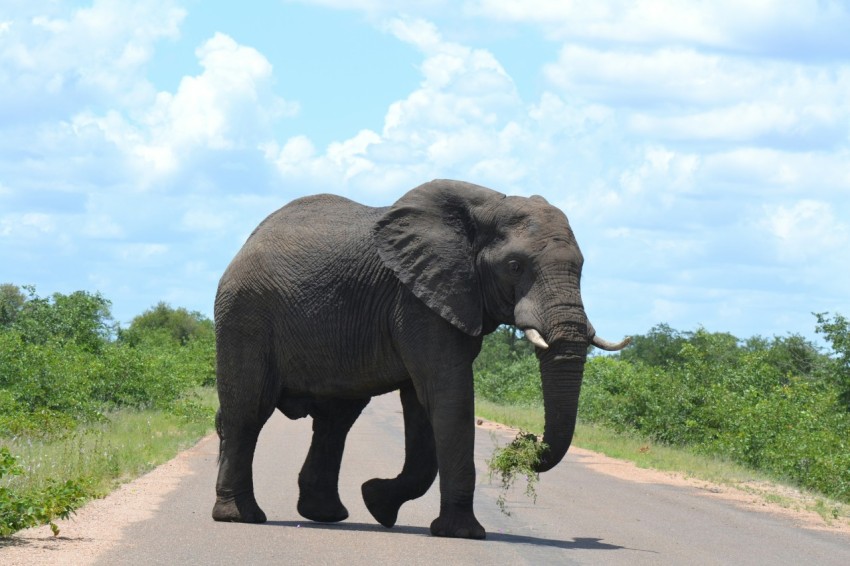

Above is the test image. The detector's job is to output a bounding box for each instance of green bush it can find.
[578,320,850,503]
[474,329,541,405]
[120,302,214,347]
[0,447,88,537]
[815,312,850,408]
[0,285,217,537]
[472,319,850,504]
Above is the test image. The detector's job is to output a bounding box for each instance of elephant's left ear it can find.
[373,179,498,336]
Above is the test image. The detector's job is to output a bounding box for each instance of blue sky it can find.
[2,0,849,345]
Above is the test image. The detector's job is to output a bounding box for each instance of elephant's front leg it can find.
[362,383,438,527]
[424,370,485,540]
[296,397,369,523]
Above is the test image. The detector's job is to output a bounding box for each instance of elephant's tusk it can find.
[524,328,550,350]
[591,335,632,351]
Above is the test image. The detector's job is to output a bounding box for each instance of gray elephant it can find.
[212,179,629,539]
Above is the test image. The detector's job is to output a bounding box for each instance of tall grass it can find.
[2,388,217,498]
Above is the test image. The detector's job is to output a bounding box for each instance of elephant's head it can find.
[374,179,630,472]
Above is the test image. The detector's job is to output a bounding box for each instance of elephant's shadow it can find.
[264,520,635,552]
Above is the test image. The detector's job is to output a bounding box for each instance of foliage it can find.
[0,448,88,537]
[9,286,115,353]
[616,323,690,367]
[120,302,214,347]
[579,321,850,502]
[474,326,542,405]
[0,284,26,327]
[0,285,217,536]
[486,431,548,515]
[814,312,850,408]
[473,317,850,504]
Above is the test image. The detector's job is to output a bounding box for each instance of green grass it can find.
[477,399,766,481]
[475,400,546,434]
[1,387,217,503]
[475,399,850,526]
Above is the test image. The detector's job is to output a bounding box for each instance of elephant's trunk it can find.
[533,345,586,473]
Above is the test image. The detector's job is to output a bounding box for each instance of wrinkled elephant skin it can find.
[212,179,628,539]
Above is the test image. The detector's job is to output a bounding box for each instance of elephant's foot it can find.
[212,492,267,523]
[430,511,486,540]
[361,478,403,528]
[297,489,349,523]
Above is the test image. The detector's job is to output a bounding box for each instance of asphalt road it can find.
[92,393,850,566]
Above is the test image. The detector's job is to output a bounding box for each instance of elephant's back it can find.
[252,194,385,243]
[216,193,389,301]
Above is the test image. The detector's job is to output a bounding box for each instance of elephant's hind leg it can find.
[296,397,370,523]
[362,384,438,528]
[212,340,276,523]
[212,411,271,523]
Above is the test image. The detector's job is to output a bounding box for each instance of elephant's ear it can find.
[373,179,502,336]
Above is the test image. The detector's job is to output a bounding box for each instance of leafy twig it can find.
[486,430,548,516]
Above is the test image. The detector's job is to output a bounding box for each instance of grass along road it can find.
[476,399,850,533]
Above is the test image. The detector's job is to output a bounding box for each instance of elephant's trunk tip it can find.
[533,447,559,473]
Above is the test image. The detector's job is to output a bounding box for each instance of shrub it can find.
[0,448,88,537]
[578,319,850,503]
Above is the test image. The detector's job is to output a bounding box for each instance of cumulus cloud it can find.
[544,44,850,149]
[267,17,529,193]
[0,0,185,122]
[469,0,850,59]
[69,32,297,180]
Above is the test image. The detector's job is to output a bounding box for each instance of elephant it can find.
[212,179,629,539]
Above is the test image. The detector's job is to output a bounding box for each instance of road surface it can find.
[4,392,850,565]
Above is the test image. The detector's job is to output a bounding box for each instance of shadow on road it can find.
[264,520,649,553]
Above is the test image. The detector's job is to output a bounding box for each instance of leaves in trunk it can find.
[486,430,549,516]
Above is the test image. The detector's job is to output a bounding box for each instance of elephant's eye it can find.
[508,260,522,275]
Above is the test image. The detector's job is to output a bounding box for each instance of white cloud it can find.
[763,200,850,262]
[545,46,746,107]
[540,42,850,162]
[0,213,56,237]
[618,147,699,197]
[145,33,294,149]
[267,129,381,186]
[269,17,531,193]
[470,0,850,58]
[701,149,850,195]
[0,0,185,118]
[68,32,296,180]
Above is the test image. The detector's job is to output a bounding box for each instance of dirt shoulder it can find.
[0,433,214,566]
